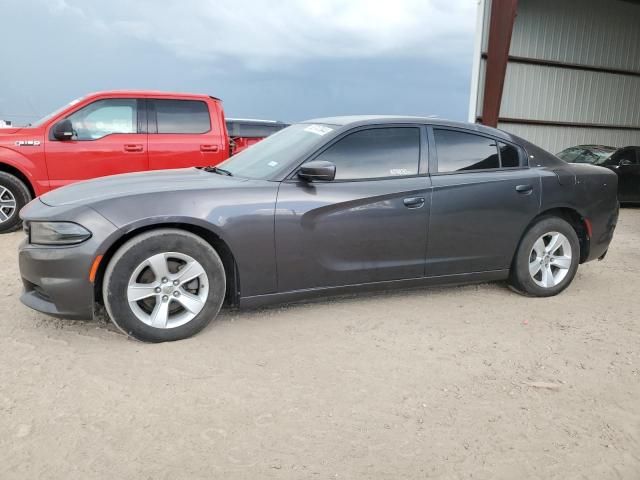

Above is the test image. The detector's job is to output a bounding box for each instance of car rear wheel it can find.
[102,229,226,342]
[0,172,31,234]
[510,216,580,297]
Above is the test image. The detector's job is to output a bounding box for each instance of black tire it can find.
[0,172,31,234]
[102,229,226,342]
[509,216,580,297]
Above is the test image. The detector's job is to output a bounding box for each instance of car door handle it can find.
[515,184,533,194]
[403,197,425,208]
[124,144,144,153]
[200,144,220,152]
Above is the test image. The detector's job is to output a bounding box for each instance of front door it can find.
[45,98,148,189]
[605,147,640,202]
[426,128,541,276]
[275,126,431,292]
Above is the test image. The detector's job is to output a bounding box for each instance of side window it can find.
[66,99,137,140]
[152,100,210,134]
[434,129,499,172]
[498,142,521,168]
[313,127,420,180]
[608,149,637,166]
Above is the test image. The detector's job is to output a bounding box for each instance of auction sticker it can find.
[304,124,333,136]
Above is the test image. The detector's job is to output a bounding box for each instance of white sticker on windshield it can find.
[268,161,278,167]
[304,124,333,136]
[390,168,411,176]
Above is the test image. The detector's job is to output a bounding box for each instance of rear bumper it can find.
[585,202,618,262]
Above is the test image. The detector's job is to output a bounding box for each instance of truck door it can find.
[45,98,148,189]
[147,99,227,170]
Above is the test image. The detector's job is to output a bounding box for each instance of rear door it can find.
[275,126,431,292]
[147,99,227,169]
[45,98,148,188]
[426,127,541,276]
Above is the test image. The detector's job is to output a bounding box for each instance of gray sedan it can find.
[18,116,619,342]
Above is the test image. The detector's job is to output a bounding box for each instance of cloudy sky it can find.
[0,0,476,125]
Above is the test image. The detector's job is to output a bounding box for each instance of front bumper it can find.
[19,240,97,319]
[18,202,119,320]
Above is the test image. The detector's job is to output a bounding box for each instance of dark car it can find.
[19,117,619,342]
[225,118,289,154]
[557,144,640,203]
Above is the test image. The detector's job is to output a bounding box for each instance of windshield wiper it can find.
[204,166,233,176]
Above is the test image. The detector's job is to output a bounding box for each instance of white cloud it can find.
[49,0,476,69]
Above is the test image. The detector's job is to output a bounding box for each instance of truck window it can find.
[66,99,137,140]
[151,100,211,134]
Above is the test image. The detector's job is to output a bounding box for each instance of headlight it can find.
[29,221,92,246]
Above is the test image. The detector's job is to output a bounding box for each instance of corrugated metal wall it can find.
[474,0,640,153]
[510,0,640,71]
[500,63,640,127]
[497,123,640,153]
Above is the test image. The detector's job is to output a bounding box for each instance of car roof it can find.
[302,115,512,140]
[85,90,219,101]
[570,144,617,151]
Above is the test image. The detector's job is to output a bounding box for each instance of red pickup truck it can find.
[0,90,284,233]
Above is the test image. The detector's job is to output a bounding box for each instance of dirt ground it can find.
[0,210,638,480]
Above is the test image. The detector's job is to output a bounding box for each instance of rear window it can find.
[152,99,211,134]
[499,142,521,168]
[434,129,499,172]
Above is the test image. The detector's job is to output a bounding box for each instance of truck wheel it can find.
[0,172,31,234]
[509,216,580,297]
[102,229,227,342]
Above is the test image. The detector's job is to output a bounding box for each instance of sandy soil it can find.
[0,210,639,479]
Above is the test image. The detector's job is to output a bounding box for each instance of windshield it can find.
[218,123,335,179]
[30,96,85,127]
[591,149,617,165]
[556,146,615,165]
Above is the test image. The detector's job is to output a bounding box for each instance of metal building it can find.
[469,0,640,154]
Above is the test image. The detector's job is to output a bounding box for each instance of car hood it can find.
[40,168,247,207]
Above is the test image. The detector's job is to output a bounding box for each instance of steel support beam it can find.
[480,0,518,127]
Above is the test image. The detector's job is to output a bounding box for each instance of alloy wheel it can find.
[0,186,17,224]
[528,231,572,288]
[127,252,209,329]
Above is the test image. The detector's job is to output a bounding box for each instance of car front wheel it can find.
[102,229,226,342]
[510,216,580,297]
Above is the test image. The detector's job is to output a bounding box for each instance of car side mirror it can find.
[52,119,74,141]
[298,160,336,182]
[619,159,633,167]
